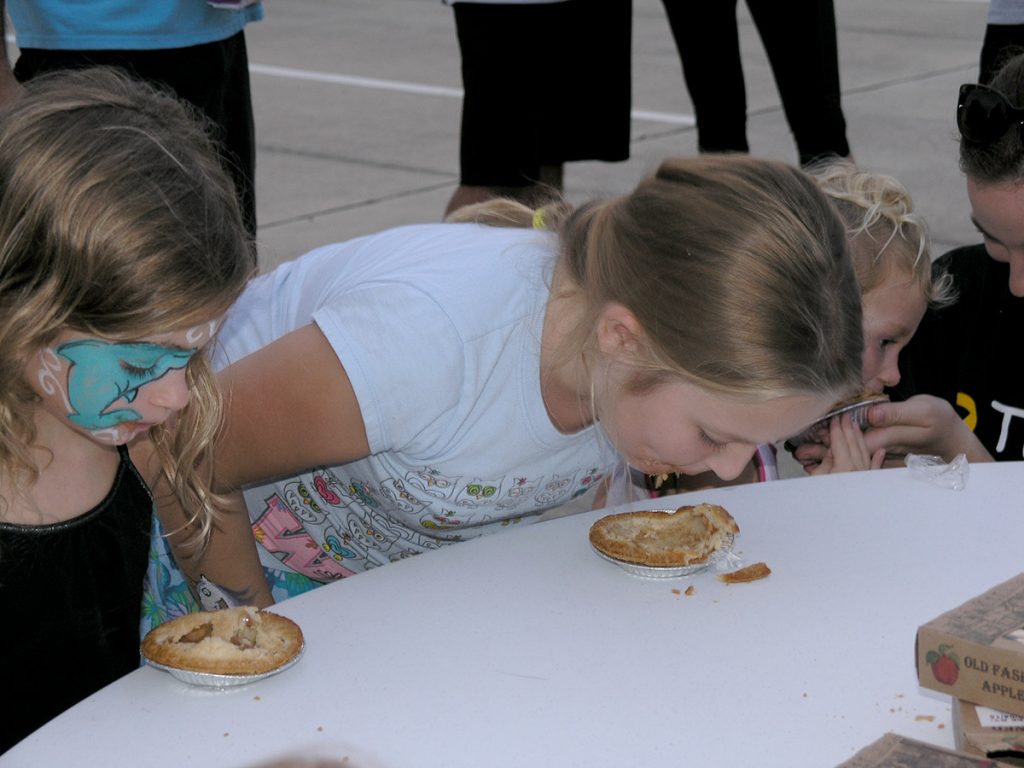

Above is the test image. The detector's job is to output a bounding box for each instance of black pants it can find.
[453,0,632,187]
[661,0,849,166]
[15,31,258,242]
[980,24,1024,85]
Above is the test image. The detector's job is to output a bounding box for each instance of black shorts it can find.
[15,31,257,238]
[454,0,632,187]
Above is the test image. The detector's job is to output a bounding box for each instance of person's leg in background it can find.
[13,33,258,248]
[980,24,1024,84]
[446,2,554,217]
[980,0,1024,85]
[550,0,631,169]
[175,31,257,243]
[445,0,631,218]
[746,0,851,166]
[661,0,750,154]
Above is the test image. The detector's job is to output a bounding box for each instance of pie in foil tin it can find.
[589,504,740,579]
[141,607,305,688]
[144,646,305,688]
[592,534,737,579]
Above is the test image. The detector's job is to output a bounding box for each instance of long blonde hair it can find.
[808,160,954,306]
[450,155,863,401]
[0,68,254,545]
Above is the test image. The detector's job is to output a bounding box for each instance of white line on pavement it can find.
[249,63,695,127]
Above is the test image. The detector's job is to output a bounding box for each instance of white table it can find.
[5,463,1023,767]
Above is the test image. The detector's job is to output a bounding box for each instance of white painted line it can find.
[631,109,696,126]
[249,62,695,127]
[249,63,463,98]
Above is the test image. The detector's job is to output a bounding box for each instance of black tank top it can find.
[0,444,153,754]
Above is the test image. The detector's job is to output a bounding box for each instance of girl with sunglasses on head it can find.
[853,52,1024,465]
[157,155,864,604]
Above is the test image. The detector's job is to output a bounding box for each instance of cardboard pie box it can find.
[916,572,1024,717]
[953,698,1024,765]
[835,732,1015,766]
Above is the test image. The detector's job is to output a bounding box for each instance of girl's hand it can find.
[862,395,993,463]
[791,439,828,472]
[807,413,885,475]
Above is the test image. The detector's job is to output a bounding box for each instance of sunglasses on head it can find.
[957,82,1024,143]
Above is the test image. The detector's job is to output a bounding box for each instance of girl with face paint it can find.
[0,68,257,752]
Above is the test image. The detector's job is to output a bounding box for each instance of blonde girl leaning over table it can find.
[789,161,956,474]
[0,68,261,753]
[180,155,864,604]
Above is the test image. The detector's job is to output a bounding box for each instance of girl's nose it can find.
[704,443,757,482]
[146,367,191,411]
[876,355,902,390]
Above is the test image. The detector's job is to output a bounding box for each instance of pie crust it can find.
[718,561,771,584]
[141,606,304,675]
[589,503,739,567]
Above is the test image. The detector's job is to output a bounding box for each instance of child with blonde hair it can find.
[650,161,954,486]
[174,154,865,602]
[0,68,259,752]
[792,161,954,473]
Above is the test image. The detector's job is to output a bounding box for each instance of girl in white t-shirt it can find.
[166,155,866,602]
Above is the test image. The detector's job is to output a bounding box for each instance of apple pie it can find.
[589,503,739,567]
[718,561,771,584]
[141,606,304,675]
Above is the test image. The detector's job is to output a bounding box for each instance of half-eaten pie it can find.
[589,503,739,567]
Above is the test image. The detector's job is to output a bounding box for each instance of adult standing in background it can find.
[861,53,1024,463]
[0,0,262,252]
[980,0,1024,84]
[443,0,632,217]
[660,0,851,167]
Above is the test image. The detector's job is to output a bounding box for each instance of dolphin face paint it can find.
[29,321,218,445]
[55,340,196,430]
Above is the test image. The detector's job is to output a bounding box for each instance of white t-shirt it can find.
[215,223,616,581]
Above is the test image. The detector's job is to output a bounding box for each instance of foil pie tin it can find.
[592,534,737,579]
[143,642,305,688]
[784,395,889,450]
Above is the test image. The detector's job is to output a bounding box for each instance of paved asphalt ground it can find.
[240,0,991,272]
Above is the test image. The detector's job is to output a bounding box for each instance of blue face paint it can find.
[55,340,197,430]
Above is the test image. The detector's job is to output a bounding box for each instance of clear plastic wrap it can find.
[904,452,969,490]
